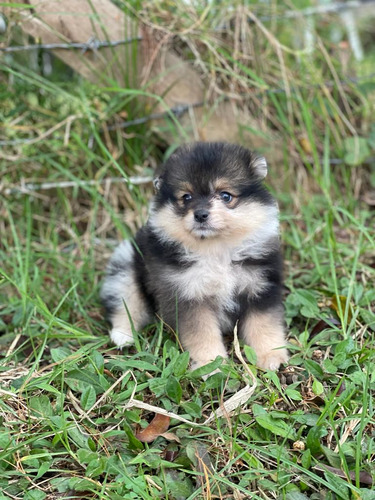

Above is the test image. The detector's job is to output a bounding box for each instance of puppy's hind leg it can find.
[103,278,150,348]
[101,241,151,347]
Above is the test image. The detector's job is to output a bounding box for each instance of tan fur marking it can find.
[241,310,288,370]
[151,203,199,250]
[150,200,277,255]
[212,178,239,197]
[176,183,194,198]
[179,307,228,370]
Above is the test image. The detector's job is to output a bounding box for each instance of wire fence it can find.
[1,0,374,44]
[1,0,374,54]
[1,0,374,194]
[0,102,206,147]
[1,68,375,148]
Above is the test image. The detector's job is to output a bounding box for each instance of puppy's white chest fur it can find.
[165,239,269,308]
[167,251,236,304]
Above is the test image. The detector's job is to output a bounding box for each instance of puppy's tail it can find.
[100,240,135,315]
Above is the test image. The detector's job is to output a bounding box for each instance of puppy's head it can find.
[150,142,278,252]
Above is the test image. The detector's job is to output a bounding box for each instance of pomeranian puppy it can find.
[101,142,288,371]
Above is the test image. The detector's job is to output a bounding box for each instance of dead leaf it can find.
[311,318,341,337]
[160,432,181,443]
[313,463,373,486]
[329,295,353,322]
[135,413,171,443]
[103,368,116,379]
[163,444,179,462]
[302,386,325,407]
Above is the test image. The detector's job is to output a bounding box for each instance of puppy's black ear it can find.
[153,176,162,191]
[153,163,166,191]
[252,155,268,179]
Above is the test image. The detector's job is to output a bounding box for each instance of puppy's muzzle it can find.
[194,209,209,223]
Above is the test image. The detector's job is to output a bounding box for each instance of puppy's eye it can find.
[182,194,193,202]
[220,191,233,203]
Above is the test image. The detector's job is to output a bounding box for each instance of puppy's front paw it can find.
[110,328,134,348]
[256,348,289,371]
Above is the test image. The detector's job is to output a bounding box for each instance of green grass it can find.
[1,1,375,499]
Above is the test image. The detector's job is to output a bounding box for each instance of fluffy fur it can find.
[101,142,288,372]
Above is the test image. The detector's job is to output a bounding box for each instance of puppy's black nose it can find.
[194,209,209,223]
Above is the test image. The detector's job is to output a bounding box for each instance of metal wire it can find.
[0,102,205,146]
[0,36,142,53]
[1,1,374,54]
[106,102,205,131]
[256,0,375,22]
[1,176,153,196]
